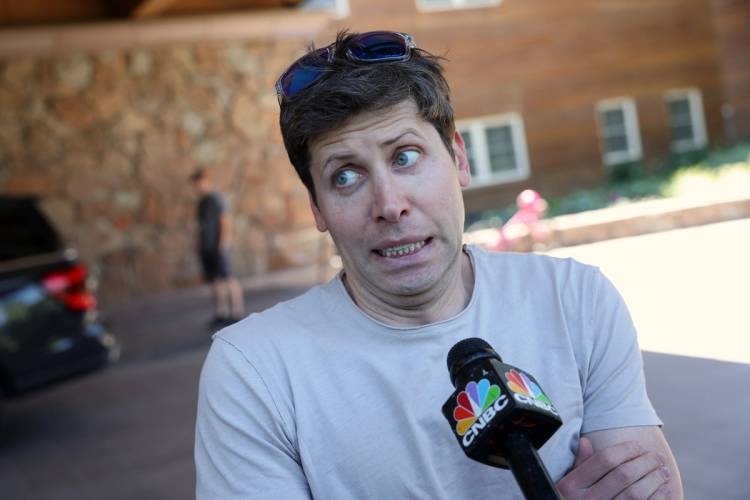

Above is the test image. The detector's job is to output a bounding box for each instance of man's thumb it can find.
[574,436,594,468]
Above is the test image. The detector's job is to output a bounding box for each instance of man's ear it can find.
[452,130,472,188]
[308,191,328,232]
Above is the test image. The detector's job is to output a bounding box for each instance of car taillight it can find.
[42,264,97,312]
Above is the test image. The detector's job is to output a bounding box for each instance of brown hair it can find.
[278,31,455,203]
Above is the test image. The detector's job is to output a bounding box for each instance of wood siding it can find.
[712,0,750,141]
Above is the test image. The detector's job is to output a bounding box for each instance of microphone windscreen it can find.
[446,337,501,386]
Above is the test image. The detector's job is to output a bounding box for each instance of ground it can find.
[1,219,748,499]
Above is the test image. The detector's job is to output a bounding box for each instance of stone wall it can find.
[0,29,332,303]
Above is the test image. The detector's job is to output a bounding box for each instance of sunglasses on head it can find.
[275,31,417,104]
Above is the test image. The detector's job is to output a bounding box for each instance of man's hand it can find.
[557,436,672,499]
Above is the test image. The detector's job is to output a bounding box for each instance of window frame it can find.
[664,87,707,153]
[416,0,502,13]
[301,0,349,19]
[595,97,643,167]
[457,113,531,190]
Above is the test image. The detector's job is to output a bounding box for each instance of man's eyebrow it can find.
[381,129,422,147]
[321,152,357,176]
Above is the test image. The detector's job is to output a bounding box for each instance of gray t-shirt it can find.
[195,246,661,499]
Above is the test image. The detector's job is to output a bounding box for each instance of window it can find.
[457,113,530,188]
[596,97,642,166]
[665,88,707,152]
[416,0,502,12]
[301,0,349,18]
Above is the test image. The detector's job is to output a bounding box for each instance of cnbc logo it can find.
[452,378,508,447]
[505,369,559,416]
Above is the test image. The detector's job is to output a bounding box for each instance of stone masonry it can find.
[0,38,333,303]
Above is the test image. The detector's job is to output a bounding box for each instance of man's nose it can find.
[371,172,410,223]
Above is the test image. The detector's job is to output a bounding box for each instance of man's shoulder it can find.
[199,191,225,209]
[212,278,342,353]
[210,192,226,207]
[469,244,598,279]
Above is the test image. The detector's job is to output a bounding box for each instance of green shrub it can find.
[702,142,750,168]
[464,142,750,229]
[606,160,648,184]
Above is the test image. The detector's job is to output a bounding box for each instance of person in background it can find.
[191,168,244,327]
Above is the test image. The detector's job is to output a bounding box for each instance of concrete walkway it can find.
[102,270,318,363]
[547,218,750,499]
[93,218,750,499]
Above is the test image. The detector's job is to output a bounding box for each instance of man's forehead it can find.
[312,100,427,151]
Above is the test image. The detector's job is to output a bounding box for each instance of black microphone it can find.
[441,338,563,500]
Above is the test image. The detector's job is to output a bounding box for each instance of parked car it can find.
[0,197,118,411]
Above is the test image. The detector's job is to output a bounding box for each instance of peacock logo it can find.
[505,369,558,415]
[453,378,508,446]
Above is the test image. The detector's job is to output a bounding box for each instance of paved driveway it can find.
[548,217,750,499]
[0,219,747,499]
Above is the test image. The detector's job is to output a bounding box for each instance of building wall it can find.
[711,0,750,141]
[0,1,744,302]
[0,15,332,303]
[333,0,728,213]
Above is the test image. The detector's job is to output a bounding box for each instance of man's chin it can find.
[376,272,440,299]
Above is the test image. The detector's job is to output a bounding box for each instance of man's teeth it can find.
[378,240,426,258]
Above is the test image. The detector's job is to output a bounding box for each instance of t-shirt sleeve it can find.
[580,268,662,434]
[195,337,312,500]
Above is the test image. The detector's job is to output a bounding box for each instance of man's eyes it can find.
[330,150,420,188]
[333,169,361,188]
[394,150,420,168]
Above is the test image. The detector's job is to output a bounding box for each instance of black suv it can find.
[0,197,118,410]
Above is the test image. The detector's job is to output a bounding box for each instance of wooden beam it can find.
[0,9,333,56]
[0,0,110,26]
[131,0,178,19]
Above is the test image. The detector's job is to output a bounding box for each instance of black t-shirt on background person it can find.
[197,192,225,253]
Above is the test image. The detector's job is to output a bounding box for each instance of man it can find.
[191,168,244,326]
[195,31,682,499]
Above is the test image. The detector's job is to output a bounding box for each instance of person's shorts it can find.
[200,248,231,282]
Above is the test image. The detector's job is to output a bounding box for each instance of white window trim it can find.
[333,0,350,19]
[665,87,707,153]
[596,97,643,166]
[457,113,531,189]
[416,0,502,13]
[301,0,349,19]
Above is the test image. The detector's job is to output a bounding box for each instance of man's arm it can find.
[196,336,312,500]
[556,267,682,499]
[557,426,683,499]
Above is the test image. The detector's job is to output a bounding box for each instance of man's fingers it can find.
[593,452,668,499]
[610,464,671,500]
[566,441,646,488]
[648,481,672,500]
[574,436,595,468]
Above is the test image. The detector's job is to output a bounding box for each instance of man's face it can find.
[308,100,471,306]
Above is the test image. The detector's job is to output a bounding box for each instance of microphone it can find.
[441,338,563,500]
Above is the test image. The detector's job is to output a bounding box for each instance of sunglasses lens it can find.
[277,33,414,102]
[279,49,328,98]
[348,32,408,61]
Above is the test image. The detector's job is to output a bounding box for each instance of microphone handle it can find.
[499,430,563,500]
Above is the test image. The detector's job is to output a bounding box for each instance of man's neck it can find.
[342,249,475,327]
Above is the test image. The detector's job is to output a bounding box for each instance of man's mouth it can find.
[376,239,429,258]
